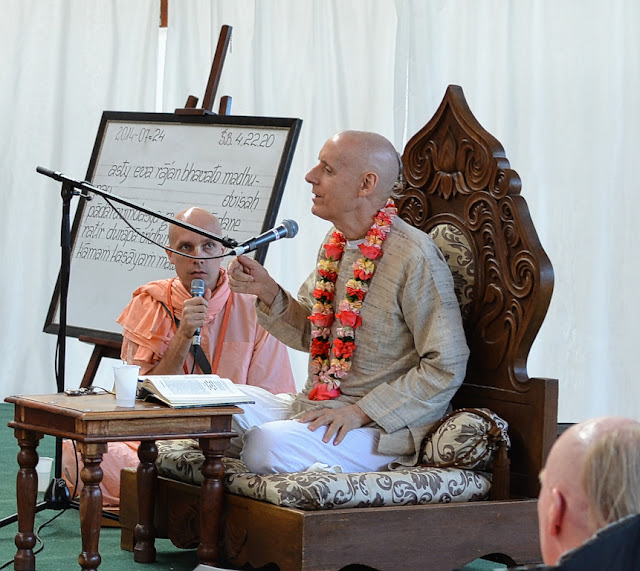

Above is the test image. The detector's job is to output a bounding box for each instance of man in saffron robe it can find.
[62,208,295,505]
[228,130,470,474]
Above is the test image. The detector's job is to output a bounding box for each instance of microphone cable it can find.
[100,195,226,260]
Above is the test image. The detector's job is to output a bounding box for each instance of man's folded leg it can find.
[240,419,396,473]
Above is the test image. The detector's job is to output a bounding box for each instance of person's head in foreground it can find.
[537,415,640,565]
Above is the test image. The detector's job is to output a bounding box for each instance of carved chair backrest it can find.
[397,85,557,497]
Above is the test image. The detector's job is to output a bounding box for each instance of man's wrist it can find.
[259,281,281,309]
[354,403,372,426]
[175,327,194,343]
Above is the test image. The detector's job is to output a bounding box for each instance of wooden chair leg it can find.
[119,468,138,552]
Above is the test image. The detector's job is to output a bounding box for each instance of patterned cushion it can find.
[155,438,246,481]
[223,467,490,510]
[429,223,474,318]
[420,408,510,471]
[154,408,507,511]
[155,439,490,510]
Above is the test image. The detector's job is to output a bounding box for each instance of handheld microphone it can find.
[190,278,205,346]
[229,219,299,256]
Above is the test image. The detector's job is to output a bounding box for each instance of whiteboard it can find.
[44,111,302,341]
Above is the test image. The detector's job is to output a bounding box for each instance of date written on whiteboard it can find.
[218,129,275,148]
[114,126,166,143]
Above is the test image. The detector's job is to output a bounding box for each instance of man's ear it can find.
[549,488,566,537]
[358,172,378,197]
[165,248,175,265]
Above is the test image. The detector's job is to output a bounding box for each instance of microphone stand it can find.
[35,167,239,248]
[47,179,77,507]
[0,180,81,527]
[0,168,239,529]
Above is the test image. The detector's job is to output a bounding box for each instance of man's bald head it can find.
[330,130,402,201]
[538,416,640,565]
[168,207,222,247]
[305,130,402,239]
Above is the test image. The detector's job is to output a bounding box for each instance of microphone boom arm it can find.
[36,166,238,248]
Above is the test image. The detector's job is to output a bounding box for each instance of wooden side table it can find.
[5,392,241,571]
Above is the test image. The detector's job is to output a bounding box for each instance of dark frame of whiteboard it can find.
[43,111,302,342]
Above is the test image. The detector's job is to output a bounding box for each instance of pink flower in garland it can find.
[339,298,362,314]
[328,358,351,379]
[311,327,331,339]
[309,355,326,374]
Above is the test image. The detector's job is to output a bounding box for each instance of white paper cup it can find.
[113,364,141,407]
[36,456,53,492]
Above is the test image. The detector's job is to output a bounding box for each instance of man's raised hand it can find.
[228,255,280,307]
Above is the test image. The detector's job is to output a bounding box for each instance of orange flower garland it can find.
[308,198,397,400]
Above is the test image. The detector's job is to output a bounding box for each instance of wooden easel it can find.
[175,24,233,116]
[79,336,123,388]
[79,25,233,389]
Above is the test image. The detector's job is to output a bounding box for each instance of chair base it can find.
[120,468,542,571]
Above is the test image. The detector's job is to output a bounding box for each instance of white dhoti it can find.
[231,385,397,473]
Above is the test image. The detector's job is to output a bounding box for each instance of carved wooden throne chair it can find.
[119,85,558,571]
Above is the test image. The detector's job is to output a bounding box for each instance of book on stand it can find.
[138,374,254,408]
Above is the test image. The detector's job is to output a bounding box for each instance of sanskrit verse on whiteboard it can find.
[64,118,295,335]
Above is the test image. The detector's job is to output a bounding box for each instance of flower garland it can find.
[307,198,397,400]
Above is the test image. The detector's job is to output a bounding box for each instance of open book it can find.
[138,374,255,408]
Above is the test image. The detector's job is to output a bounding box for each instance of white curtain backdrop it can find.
[0,0,158,398]
[1,0,639,424]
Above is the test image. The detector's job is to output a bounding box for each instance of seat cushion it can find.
[155,439,490,510]
[154,407,507,511]
[223,466,491,510]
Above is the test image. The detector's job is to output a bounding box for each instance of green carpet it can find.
[0,402,504,570]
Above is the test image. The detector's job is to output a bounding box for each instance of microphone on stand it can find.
[36,166,93,200]
[190,278,205,346]
[229,219,299,256]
